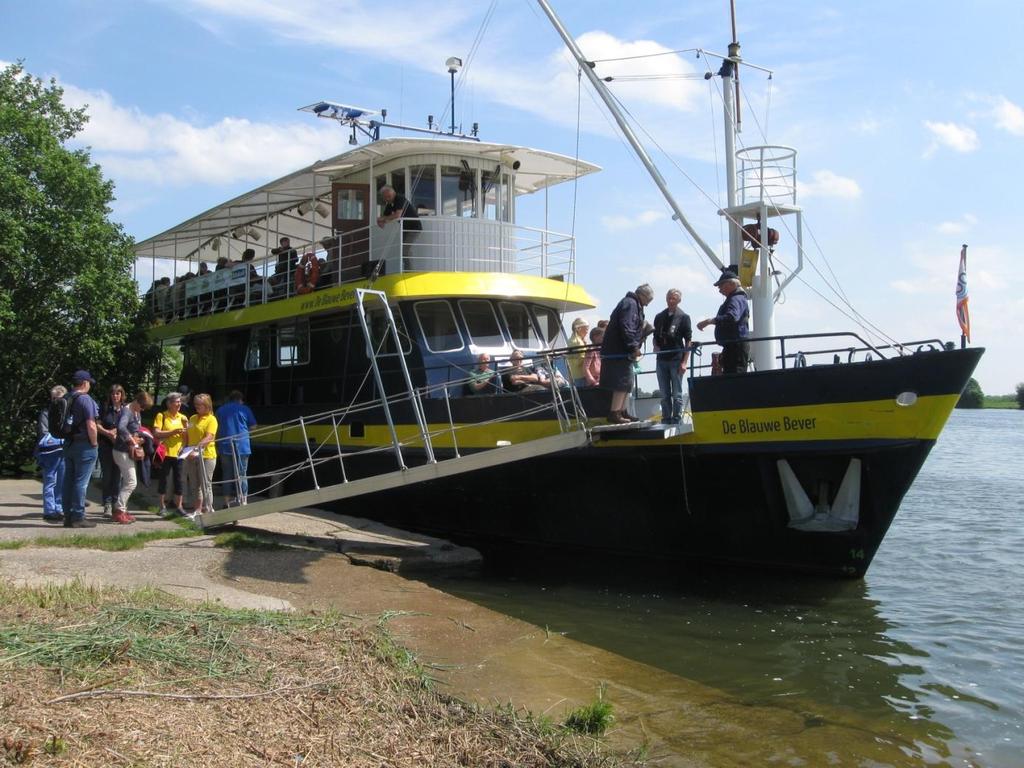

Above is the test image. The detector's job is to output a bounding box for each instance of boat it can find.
[134,2,982,578]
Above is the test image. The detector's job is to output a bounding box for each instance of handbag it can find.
[131,444,145,461]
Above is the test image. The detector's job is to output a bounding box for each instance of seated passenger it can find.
[501,351,549,393]
[196,262,213,314]
[465,353,496,395]
[230,248,263,307]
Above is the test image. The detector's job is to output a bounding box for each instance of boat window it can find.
[441,165,476,218]
[409,164,436,216]
[459,300,505,348]
[532,306,566,348]
[244,328,272,371]
[365,305,411,356]
[415,300,463,353]
[277,319,310,367]
[482,168,501,221]
[335,187,366,222]
[499,302,542,350]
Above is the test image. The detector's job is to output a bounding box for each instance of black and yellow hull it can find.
[244,347,982,578]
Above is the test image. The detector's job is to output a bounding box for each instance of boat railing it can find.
[204,348,589,506]
[735,145,798,207]
[141,217,575,324]
[676,332,953,377]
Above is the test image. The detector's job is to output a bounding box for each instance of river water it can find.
[434,409,1024,766]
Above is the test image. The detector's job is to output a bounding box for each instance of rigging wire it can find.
[591,48,701,63]
[604,82,901,346]
[696,59,898,346]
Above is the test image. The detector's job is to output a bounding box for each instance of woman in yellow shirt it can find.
[184,393,218,516]
[153,392,189,516]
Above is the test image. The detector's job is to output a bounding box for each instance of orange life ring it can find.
[295,252,320,294]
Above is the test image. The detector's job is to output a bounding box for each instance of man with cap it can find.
[697,270,750,374]
[566,317,590,385]
[61,370,100,528]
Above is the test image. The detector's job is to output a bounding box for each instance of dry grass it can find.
[0,581,636,767]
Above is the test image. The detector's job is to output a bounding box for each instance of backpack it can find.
[48,392,81,440]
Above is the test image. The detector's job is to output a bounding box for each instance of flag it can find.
[955,244,970,342]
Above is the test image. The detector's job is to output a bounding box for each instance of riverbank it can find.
[0,478,640,766]
[1,477,956,766]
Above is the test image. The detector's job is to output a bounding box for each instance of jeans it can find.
[220,452,250,502]
[37,449,65,517]
[656,357,684,422]
[62,440,98,521]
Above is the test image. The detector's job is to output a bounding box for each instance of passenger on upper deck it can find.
[319,236,340,286]
[269,237,298,297]
[377,185,422,269]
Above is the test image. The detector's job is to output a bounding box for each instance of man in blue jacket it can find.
[697,270,750,374]
[216,390,258,506]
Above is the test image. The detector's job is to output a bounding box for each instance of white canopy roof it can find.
[134,138,600,262]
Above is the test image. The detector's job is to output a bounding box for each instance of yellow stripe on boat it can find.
[150,272,596,341]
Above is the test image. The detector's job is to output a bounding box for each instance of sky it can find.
[3,0,1022,392]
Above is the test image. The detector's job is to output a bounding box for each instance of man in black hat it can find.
[697,270,750,374]
[61,369,100,527]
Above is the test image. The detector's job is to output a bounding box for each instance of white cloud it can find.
[62,84,339,186]
[993,96,1024,137]
[799,170,861,200]
[936,213,977,236]
[854,116,880,135]
[601,209,667,232]
[923,120,979,156]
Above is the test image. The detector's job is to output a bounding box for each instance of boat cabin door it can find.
[332,183,371,279]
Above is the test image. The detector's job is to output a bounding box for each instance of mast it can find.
[536,0,723,271]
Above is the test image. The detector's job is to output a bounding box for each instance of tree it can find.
[0,62,156,473]
[1016,382,1024,410]
[956,377,984,409]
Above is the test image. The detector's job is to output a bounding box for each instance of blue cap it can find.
[72,369,96,385]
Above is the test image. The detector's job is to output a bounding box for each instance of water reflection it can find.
[428,564,974,764]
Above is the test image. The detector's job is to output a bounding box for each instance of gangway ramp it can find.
[198,429,591,530]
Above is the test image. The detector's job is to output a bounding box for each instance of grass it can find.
[983,394,1021,409]
[564,684,616,736]
[0,517,205,552]
[0,580,636,767]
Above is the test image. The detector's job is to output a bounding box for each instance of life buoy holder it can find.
[295,252,320,294]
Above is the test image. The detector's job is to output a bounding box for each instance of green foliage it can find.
[0,62,157,472]
[563,684,615,735]
[982,394,1019,409]
[956,377,984,409]
[1017,383,1024,410]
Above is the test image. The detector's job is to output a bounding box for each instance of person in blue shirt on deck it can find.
[697,269,750,374]
[216,390,258,506]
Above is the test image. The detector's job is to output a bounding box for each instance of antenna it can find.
[298,89,481,145]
